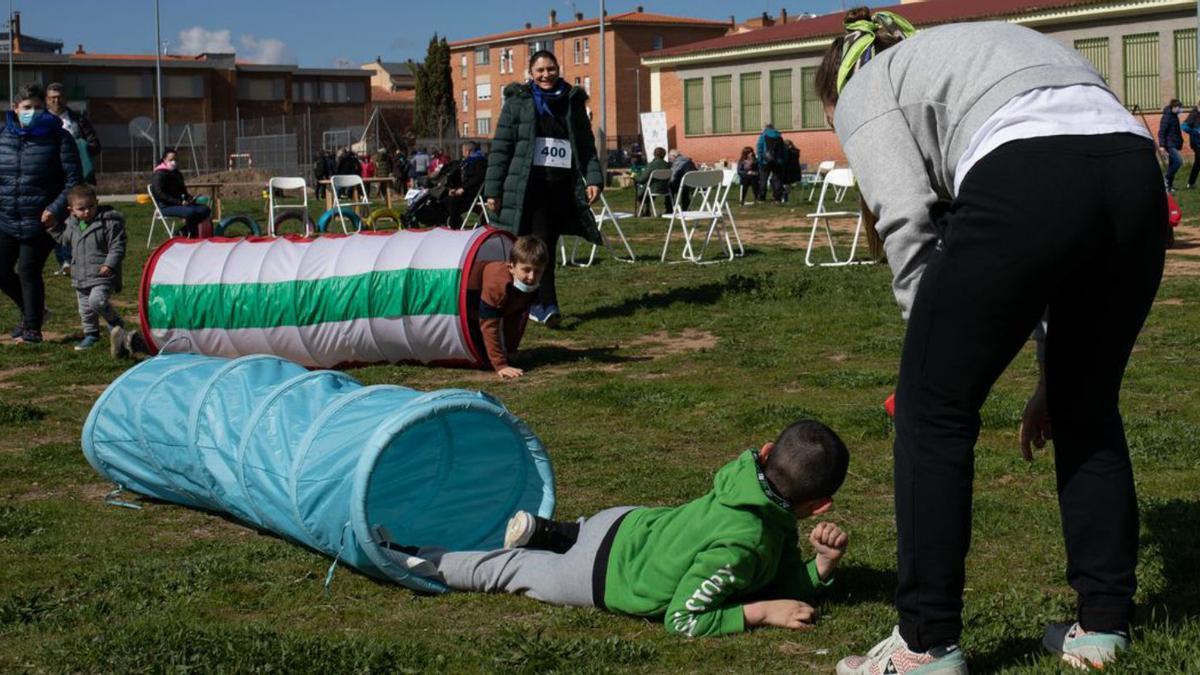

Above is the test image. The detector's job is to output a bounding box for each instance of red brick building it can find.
[644,0,1199,165]
[448,7,731,149]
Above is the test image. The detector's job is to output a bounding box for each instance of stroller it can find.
[402,159,461,228]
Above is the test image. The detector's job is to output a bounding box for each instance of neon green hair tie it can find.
[835,11,917,94]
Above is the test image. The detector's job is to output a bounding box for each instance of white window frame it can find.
[463,122,470,136]
[583,76,591,94]
[573,39,582,65]
[499,47,514,74]
[476,83,492,101]
[476,117,492,135]
[460,54,467,77]
[462,89,468,112]
[583,37,590,64]
[475,47,490,65]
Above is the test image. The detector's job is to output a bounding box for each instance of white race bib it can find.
[532,137,572,169]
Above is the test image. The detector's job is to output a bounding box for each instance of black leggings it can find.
[893,133,1165,651]
[520,185,575,308]
[0,231,55,332]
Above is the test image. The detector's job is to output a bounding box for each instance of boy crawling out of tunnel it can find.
[417,419,850,636]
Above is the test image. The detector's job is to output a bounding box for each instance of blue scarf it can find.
[529,79,569,117]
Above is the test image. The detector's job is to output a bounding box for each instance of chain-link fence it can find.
[94,107,409,195]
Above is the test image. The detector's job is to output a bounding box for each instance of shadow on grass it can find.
[824,564,896,607]
[570,273,768,324]
[1141,499,1200,622]
[520,344,650,370]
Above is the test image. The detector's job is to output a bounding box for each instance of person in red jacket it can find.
[465,235,547,379]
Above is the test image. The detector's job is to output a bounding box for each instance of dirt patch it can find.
[626,329,718,357]
[735,214,863,249]
[1155,298,1185,306]
[1165,258,1200,277]
[0,364,44,388]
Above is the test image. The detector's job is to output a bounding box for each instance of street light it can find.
[153,0,164,154]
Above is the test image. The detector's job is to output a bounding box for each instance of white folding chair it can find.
[637,168,672,217]
[804,168,869,267]
[718,169,745,257]
[267,176,310,236]
[146,185,179,247]
[560,189,637,267]
[464,187,493,230]
[660,169,734,264]
[806,160,837,201]
[330,174,370,233]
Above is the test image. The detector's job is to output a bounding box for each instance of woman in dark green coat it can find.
[484,50,603,327]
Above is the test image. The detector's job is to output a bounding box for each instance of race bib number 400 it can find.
[532,137,572,169]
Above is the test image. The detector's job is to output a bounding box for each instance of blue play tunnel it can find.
[81,353,555,593]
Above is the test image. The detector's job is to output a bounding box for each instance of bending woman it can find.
[150,148,210,238]
[484,50,603,327]
[0,83,81,344]
[821,9,1164,674]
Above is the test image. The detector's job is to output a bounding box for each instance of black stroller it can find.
[402,159,460,228]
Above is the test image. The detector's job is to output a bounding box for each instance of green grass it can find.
[0,184,1197,673]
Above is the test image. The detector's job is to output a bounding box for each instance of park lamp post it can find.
[154,0,164,155]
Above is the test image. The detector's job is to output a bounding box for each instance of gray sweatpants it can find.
[75,285,121,335]
[434,506,635,607]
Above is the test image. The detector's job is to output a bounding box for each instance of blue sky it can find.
[16,0,850,68]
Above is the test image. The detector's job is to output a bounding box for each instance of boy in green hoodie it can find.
[432,419,850,636]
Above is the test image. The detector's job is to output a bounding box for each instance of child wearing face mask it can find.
[465,235,547,379]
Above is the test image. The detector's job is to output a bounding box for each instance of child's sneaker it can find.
[837,627,969,674]
[1042,622,1129,670]
[503,510,578,553]
[75,333,100,351]
[542,304,562,328]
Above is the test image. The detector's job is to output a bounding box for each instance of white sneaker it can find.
[1043,622,1129,670]
[503,510,536,548]
[837,627,969,675]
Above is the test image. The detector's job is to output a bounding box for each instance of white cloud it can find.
[239,34,296,65]
[173,26,296,65]
[176,26,235,54]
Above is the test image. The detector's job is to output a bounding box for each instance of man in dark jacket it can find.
[1159,98,1184,191]
[335,149,361,197]
[757,123,787,202]
[447,142,487,228]
[313,150,333,200]
[46,83,103,275]
[0,83,82,343]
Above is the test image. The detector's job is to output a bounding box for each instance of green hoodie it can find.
[603,450,831,637]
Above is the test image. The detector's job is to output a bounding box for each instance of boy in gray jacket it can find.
[49,184,130,355]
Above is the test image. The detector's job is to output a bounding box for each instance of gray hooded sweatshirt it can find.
[833,22,1108,318]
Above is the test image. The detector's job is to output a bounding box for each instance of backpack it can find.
[764,134,786,165]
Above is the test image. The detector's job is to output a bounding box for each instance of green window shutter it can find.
[739,73,762,132]
[801,66,824,129]
[1175,29,1197,107]
[769,69,793,130]
[1122,32,1160,111]
[711,75,732,134]
[1074,37,1110,84]
[684,78,705,136]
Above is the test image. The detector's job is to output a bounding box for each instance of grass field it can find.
[1,183,1197,674]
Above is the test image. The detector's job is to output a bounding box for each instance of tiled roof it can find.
[650,0,1109,59]
[448,10,730,48]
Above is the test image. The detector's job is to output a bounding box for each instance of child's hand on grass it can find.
[497,366,524,380]
[809,522,848,580]
[743,599,815,630]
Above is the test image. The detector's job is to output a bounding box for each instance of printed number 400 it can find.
[541,146,568,159]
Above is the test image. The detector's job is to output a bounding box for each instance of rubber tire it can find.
[365,207,403,230]
[213,214,262,237]
[316,207,364,233]
[272,208,314,236]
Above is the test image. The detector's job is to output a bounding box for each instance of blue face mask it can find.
[512,278,539,293]
[17,109,39,126]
